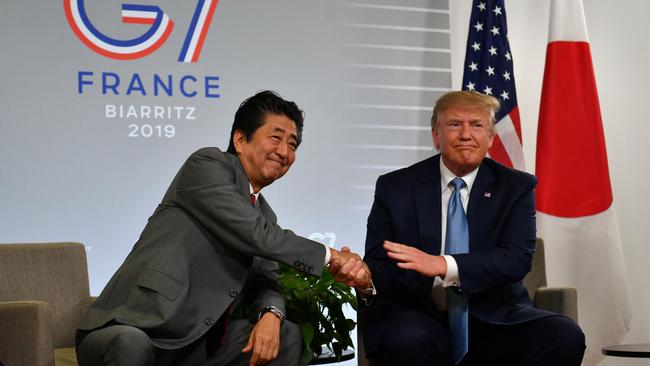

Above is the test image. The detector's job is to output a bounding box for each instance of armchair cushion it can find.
[0,301,54,366]
[54,348,78,366]
[0,242,92,366]
[534,287,578,322]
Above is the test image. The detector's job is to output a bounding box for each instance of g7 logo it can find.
[309,232,337,247]
[63,0,218,62]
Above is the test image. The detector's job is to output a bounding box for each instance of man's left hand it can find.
[241,312,281,366]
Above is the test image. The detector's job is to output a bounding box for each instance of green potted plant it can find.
[233,263,358,365]
[278,263,358,365]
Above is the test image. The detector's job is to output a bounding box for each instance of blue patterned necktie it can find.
[445,177,469,364]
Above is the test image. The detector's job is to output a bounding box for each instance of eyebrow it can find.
[446,118,485,123]
[271,127,298,141]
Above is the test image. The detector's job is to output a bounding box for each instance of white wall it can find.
[451,1,650,364]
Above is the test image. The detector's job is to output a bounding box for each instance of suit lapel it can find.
[415,155,442,255]
[258,195,276,222]
[467,160,496,252]
[226,151,273,220]
[227,152,251,197]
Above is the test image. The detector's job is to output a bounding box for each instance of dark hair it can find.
[227,90,304,153]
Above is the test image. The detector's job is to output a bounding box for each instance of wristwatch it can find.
[259,306,285,323]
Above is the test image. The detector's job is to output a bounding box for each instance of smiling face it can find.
[433,106,495,177]
[234,113,298,192]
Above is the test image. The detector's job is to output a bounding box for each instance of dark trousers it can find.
[75,319,301,366]
[374,309,585,366]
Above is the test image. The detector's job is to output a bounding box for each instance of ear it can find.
[487,129,495,149]
[233,130,247,154]
[432,128,441,150]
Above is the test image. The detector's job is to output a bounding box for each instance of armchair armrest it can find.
[534,287,578,322]
[0,301,54,366]
[79,296,97,317]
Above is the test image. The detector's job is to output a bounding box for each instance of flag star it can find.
[474,22,484,32]
[466,82,476,91]
[472,42,481,51]
[490,26,500,36]
[469,62,478,71]
[505,52,512,61]
[485,66,495,76]
[477,2,487,11]
[500,91,509,100]
[503,71,511,80]
[493,6,502,16]
[483,86,493,95]
[488,46,497,56]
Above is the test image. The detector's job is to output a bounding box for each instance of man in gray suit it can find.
[76,90,369,366]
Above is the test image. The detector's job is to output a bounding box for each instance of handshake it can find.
[328,247,373,292]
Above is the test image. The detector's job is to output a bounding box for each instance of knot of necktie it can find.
[450,177,466,192]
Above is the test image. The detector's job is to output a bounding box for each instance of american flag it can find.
[462,0,525,170]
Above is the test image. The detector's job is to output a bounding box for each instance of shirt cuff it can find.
[359,279,377,296]
[323,244,331,266]
[441,255,460,287]
[357,279,377,305]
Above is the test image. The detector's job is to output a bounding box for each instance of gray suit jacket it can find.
[79,147,326,349]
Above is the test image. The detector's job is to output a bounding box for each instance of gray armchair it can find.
[522,238,578,321]
[356,238,578,366]
[0,242,94,366]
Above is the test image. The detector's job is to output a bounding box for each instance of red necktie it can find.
[250,194,256,206]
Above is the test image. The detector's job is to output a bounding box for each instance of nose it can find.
[275,141,289,159]
[459,122,473,140]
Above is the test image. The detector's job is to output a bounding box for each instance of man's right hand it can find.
[329,247,372,289]
[383,240,447,278]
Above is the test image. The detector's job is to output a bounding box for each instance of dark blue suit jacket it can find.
[363,154,554,356]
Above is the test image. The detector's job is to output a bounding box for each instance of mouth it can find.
[267,157,285,167]
[455,145,476,150]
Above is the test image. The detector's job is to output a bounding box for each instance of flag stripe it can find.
[495,111,525,169]
[486,135,513,167]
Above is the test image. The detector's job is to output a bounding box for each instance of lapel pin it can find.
[484,192,492,198]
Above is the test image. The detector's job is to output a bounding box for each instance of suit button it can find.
[204,317,215,326]
[229,288,239,297]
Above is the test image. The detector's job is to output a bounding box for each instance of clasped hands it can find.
[328,246,372,290]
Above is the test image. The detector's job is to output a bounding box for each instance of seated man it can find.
[355,91,585,365]
[76,90,369,366]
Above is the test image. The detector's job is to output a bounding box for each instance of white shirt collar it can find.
[439,159,479,193]
[249,183,260,201]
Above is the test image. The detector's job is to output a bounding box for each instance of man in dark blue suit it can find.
[358,91,585,365]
